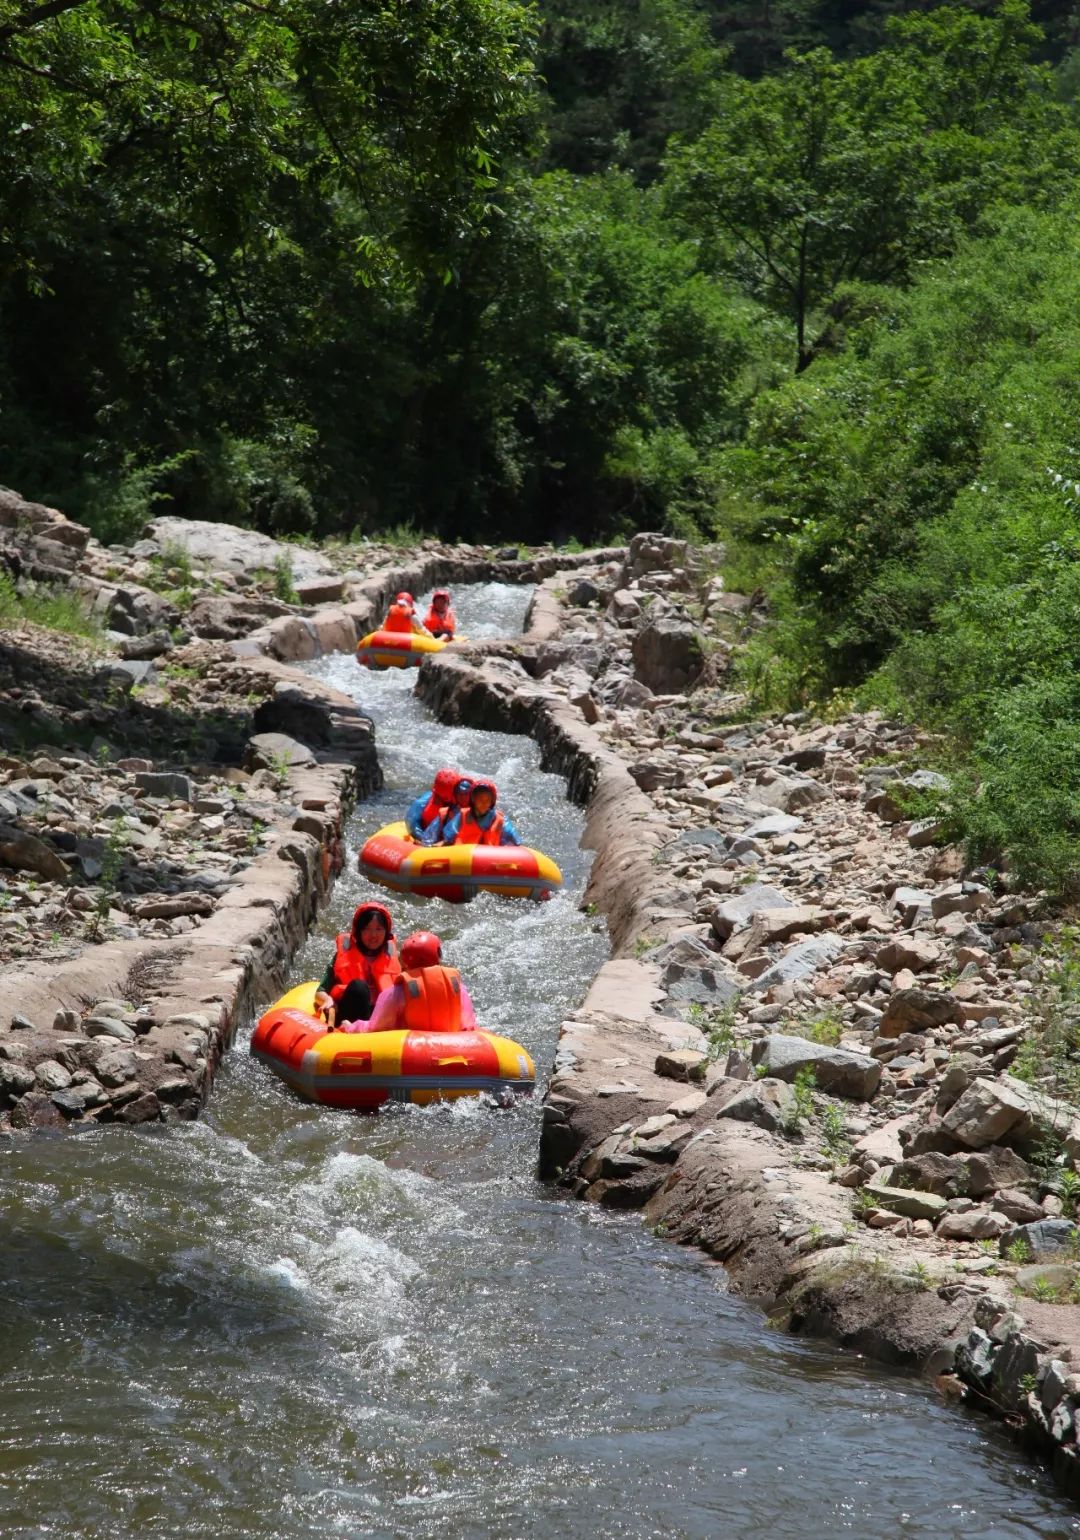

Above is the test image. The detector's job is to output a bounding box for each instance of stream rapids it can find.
[0,584,1074,1539]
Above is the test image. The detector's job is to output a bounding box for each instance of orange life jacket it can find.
[424,605,455,637]
[401,965,463,1033]
[329,932,400,1004]
[453,809,505,846]
[383,604,413,634]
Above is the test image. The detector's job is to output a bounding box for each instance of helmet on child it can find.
[401,931,442,970]
[432,766,463,802]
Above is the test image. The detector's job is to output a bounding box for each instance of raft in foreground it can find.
[358,821,563,903]
[355,629,453,669]
[251,982,536,1110]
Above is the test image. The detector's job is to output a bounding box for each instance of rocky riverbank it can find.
[416,532,1080,1498]
[0,488,612,1131]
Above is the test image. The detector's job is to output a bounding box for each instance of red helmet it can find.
[470,777,498,808]
[396,591,414,606]
[432,766,463,802]
[433,589,450,605]
[401,931,442,970]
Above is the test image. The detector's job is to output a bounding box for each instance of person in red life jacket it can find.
[382,592,430,636]
[314,903,400,1026]
[423,589,456,639]
[441,777,522,847]
[361,931,479,1034]
[404,767,468,845]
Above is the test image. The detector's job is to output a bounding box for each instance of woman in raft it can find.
[359,930,479,1033]
[440,777,522,847]
[404,768,472,845]
[423,588,456,639]
[314,903,399,1025]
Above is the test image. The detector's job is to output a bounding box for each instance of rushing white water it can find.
[0,582,1074,1539]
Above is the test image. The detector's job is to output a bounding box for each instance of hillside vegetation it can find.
[2,0,1080,886]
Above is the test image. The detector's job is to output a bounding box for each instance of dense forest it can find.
[2,0,1080,885]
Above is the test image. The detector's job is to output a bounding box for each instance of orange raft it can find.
[355,629,453,670]
[250,982,535,1110]
[358,821,562,904]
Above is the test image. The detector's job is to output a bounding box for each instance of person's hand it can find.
[314,990,335,1025]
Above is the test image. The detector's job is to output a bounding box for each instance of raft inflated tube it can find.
[355,629,453,670]
[358,821,563,903]
[250,981,535,1110]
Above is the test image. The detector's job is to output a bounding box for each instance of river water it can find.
[0,583,1075,1539]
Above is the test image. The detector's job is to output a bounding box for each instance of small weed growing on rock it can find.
[976,1239,998,1255]
[852,1188,877,1219]
[267,749,294,787]
[1058,1168,1080,1214]
[909,1260,932,1290]
[821,1102,850,1161]
[1013,926,1080,1111]
[794,1008,843,1048]
[1005,1236,1033,1265]
[272,555,299,604]
[1031,1276,1060,1303]
[86,817,127,940]
[784,1066,817,1135]
[1019,1373,1039,1396]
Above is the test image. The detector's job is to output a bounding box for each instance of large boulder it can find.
[713,1078,797,1134]
[941,1076,1034,1149]
[0,823,69,883]
[751,1034,881,1100]
[631,615,705,694]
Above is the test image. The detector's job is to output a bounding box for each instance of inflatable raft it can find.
[358,821,562,903]
[355,629,452,670]
[250,982,535,1110]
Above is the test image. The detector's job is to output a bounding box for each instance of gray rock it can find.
[936,1206,1011,1241]
[33,1060,72,1092]
[0,1062,37,1099]
[941,1076,1033,1149]
[1000,1219,1080,1261]
[889,886,934,927]
[244,732,316,772]
[862,1182,948,1221]
[746,933,846,994]
[93,1049,138,1088]
[10,1012,36,1031]
[751,1035,881,1100]
[631,615,705,694]
[133,770,193,803]
[714,1078,797,1134]
[743,813,803,840]
[661,958,741,1009]
[84,1016,138,1043]
[753,774,827,813]
[956,1326,997,1393]
[711,883,790,941]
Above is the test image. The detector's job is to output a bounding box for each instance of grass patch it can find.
[0,572,102,642]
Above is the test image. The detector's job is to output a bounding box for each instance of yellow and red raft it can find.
[250,982,535,1111]
[358,821,562,904]
[355,629,455,670]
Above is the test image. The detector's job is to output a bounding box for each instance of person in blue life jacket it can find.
[441,777,523,847]
[405,767,471,845]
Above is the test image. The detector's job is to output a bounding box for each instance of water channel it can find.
[0,583,1075,1538]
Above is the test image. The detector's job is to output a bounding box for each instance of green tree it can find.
[667,0,1078,369]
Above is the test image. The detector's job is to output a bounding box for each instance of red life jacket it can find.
[401,966,463,1033]
[453,809,505,846]
[424,605,455,637]
[383,604,413,633]
[329,932,400,1004]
